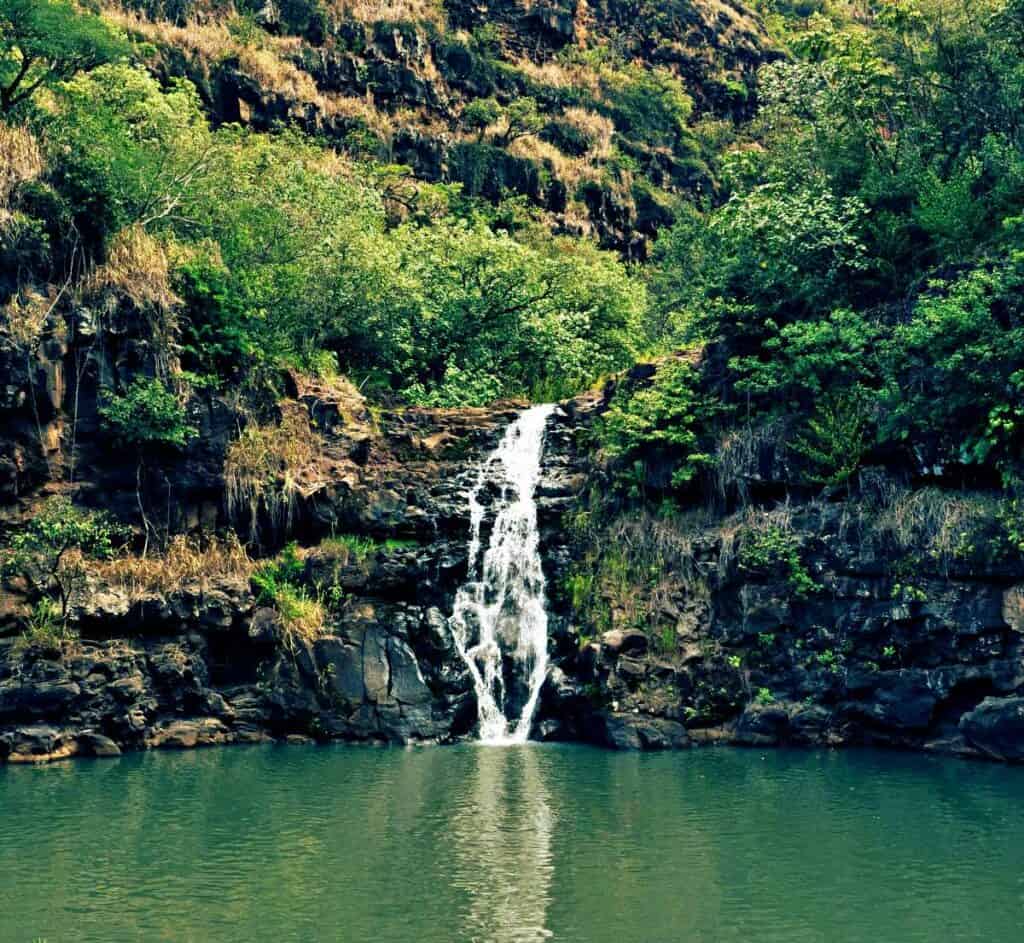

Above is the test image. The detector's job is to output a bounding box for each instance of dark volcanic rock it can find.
[960,698,1024,761]
[602,712,689,750]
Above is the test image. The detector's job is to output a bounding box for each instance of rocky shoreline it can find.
[4,385,1024,765]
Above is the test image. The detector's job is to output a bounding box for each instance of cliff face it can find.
[4,357,1024,765]
[109,0,777,255]
[542,495,1024,762]
[0,367,596,761]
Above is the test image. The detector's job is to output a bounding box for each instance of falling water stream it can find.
[449,404,556,744]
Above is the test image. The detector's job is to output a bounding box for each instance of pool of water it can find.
[2,743,1023,942]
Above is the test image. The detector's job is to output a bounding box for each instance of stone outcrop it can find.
[4,359,1024,765]
[0,394,598,761]
[536,453,1024,762]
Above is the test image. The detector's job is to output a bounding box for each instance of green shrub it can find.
[599,357,712,491]
[100,378,196,451]
[0,496,124,631]
[738,525,820,597]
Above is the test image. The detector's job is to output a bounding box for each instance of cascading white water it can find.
[449,404,556,745]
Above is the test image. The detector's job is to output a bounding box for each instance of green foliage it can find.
[251,542,325,644]
[0,496,123,629]
[43,64,210,249]
[251,541,304,604]
[878,259,1024,470]
[388,220,644,404]
[790,389,873,487]
[738,525,820,597]
[21,597,69,648]
[14,56,646,405]
[99,377,196,450]
[0,0,128,113]
[320,533,417,561]
[599,357,712,491]
[173,247,252,383]
[635,0,1024,488]
[495,97,544,146]
[462,98,501,139]
[601,63,693,150]
[998,498,1024,554]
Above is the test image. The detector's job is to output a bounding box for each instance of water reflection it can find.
[448,746,554,942]
[4,745,1024,943]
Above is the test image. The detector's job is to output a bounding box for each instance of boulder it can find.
[600,629,648,657]
[148,718,230,750]
[387,639,433,706]
[0,724,79,763]
[603,712,688,750]
[960,697,1024,761]
[79,731,122,757]
[734,704,790,746]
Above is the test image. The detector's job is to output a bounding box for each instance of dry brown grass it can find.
[0,122,44,207]
[94,533,253,598]
[871,487,1001,571]
[272,583,328,647]
[225,406,323,541]
[318,92,395,136]
[714,419,786,506]
[513,56,602,96]
[105,8,321,104]
[2,288,56,348]
[330,0,446,27]
[562,106,615,157]
[506,135,604,195]
[83,225,179,311]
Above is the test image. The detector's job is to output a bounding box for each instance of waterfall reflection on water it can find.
[448,745,555,942]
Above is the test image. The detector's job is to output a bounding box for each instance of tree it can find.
[0,496,122,636]
[100,377,197,553]
[391,221,644,404]
[45,64,213,248]
[462,98,501,142]
[496,97,544,146]
[0,0,127,113]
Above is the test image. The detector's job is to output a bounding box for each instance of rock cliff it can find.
[5,366,1024,765]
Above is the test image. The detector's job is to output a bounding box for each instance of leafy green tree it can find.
[100,377,196,553]
[495,97,544,146]
[882,261,1024,470]
[190,128,392,371]
[462,98,501,142]
[391,220,643,404]
[603,64,693,150]
[44,64,212,248]
[0,495,122,633]
[0,0,127,113]
[600,357,712,491]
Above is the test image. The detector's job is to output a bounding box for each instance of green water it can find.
[2,744,1023,943]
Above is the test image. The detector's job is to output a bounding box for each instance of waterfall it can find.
[450,404,556,745]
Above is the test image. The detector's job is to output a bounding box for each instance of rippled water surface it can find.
[3,744,1023,942]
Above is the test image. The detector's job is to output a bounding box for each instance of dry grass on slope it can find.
[95,533,254,597]
[225,405,325,542]
[329,0,446,28]
[105,7,321,104]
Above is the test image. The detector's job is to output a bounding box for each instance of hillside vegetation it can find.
[3,0,1024,764]
[1,0,1023,593]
